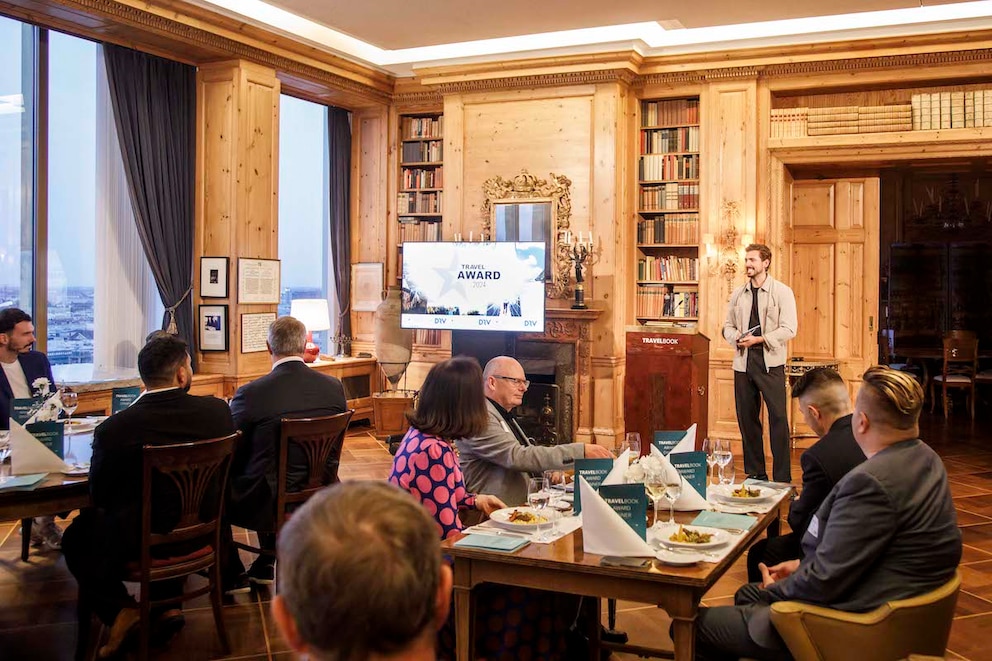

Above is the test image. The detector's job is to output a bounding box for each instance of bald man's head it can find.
[482,356,528,411]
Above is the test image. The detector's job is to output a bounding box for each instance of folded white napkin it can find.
[9,420,70,476]
[579,476,654,557]
[651,424,709,511]
[601,449,631,486]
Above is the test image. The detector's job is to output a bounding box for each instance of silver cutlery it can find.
[463,525,531,538]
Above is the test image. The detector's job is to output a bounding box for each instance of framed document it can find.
[199,256,229,298]
[238,258,281,304]
[198,305,228,352]
[351,262,384,312]
[241,312,276,353]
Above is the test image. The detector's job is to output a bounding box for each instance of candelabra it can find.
[560,230,597,309]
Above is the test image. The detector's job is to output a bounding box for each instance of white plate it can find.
[66,418,104,435]
[488,506,552,531]
[62,464,90,476]
[651,524,729,550]
[654,550,699,566]
[716,484,775,503]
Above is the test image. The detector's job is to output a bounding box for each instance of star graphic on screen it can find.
[434,250,467,300]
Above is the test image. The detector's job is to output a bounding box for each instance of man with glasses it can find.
[456,356,612,506]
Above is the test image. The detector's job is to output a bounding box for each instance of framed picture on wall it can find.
[238,258,281,304]
[199,305,229,352]
[352,262,384,312]
[241,312,276,353]
[200,257,229,298]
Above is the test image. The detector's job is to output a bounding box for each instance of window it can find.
[278,94,335,353]
[1,16,162,377]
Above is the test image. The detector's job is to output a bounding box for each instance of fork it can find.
[656,545,720,559]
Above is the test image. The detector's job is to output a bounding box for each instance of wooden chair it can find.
[931,335,979,420]
[76,432,239,660]
[234,410,354,559]
[769,571,960,661]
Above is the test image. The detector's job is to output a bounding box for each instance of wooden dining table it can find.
[442,495,789,660]
[0,430,94,560]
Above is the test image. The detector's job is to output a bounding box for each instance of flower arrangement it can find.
[32,377,53,397]
[624,453,666,483]
[29,378,63,422]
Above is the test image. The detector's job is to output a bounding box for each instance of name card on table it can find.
[25,422,65,459]
[573,458,614,514]
[10,398,43,426]
[669,451,708,500]
[653,430,688,456]
[598,483,648,540]
[112,387,141,413]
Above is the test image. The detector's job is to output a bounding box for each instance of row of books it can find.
[401,141,443,163]
[638,183,700,211]
[402,116,444,139]
[640,126,700,154]
[397,191,443,215]
[398,218,441,242]
[911,91,992,130]
[638,154,699,181]
[402,167,443,190]
[637,256,698,282]
[635,287,699,319]
[636,215,699,244]
[642,98,699,127]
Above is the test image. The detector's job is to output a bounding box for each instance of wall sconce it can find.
[704,201,752,297]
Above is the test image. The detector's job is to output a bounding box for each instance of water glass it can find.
[661,466,684,526]
[714,439,734,486]
[620,432,641,462]
[526,476,552,541]
[701,438,718,485]
[544,470,567,536]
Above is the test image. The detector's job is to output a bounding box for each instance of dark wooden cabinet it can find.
[624,331,709,449]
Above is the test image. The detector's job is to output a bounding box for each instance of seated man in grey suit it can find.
[746,367,866,582]
[694,366,962,661]
[456,356,612,506]
[226,315,347,585]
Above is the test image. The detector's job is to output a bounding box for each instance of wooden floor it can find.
[2,413,992,660]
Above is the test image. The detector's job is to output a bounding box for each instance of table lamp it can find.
[290,298,331,363]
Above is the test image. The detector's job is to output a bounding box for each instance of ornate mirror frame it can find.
[481,170,573,299]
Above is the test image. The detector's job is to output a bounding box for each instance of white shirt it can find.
[272,356,305,369]
[1,359,31,399]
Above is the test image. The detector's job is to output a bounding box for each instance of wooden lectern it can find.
[624,331,710,449]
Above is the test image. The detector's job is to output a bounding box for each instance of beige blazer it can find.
[722,274,798,372]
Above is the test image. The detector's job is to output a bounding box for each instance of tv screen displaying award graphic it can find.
[401,242,546,332]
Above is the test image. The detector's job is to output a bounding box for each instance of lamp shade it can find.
[290,298,331,332]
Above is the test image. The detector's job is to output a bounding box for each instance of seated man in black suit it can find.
[226,315,347,585]
[746,367,865,582]
[62,334,235,658]
[693,366,962,661]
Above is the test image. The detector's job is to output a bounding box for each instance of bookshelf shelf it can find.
[402,161,443,167]
[402,136,443,143]
[400,188,443,193]
[635,97,701,326]
[768,126,992,151]
[398,213,443,218]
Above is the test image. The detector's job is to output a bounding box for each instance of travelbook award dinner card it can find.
[598,483,648,540]
[573,458,614,514]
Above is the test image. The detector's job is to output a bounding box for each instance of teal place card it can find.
[112,387,141,413]
[669,451,708,498]
[453,534,529,552]
[26,421,65,459]
[598,483,648,540]
[653,430,688,456]
[10,398,43,426]
[691,510,757,531]
[573,458,615,514]
[0,473,48,491]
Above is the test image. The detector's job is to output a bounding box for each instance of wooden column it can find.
[194,60,280,377]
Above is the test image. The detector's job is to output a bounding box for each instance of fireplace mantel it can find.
[518,303,603,443]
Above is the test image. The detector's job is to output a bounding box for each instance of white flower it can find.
[623,454,668,483]
[32,398,63,422]
[32,377,52,397]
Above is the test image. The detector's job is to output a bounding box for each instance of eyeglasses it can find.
[493,375,530,389]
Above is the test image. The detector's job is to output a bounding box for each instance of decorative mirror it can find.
[481,170,573,299]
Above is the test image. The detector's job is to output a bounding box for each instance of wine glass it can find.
[644,467,667,530]
[620,432,641,464]
[702,438,719,486]
[526,476,552,541]
[714,440,734,487]
[61,388,79,467]
[660,465,684,526]
[544,470,566,537]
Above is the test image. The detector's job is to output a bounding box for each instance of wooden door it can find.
[788,178,880,401]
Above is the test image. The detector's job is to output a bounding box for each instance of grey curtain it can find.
[328,107,352,348]
[102,44,197,367]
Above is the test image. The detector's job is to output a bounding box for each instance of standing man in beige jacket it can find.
[722,244,798,483]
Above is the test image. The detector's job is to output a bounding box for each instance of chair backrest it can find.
[770,571,961,661]
[945,329,977,342]
[275,410,355,532]
[942,336,978,378]
[139,432,239,564]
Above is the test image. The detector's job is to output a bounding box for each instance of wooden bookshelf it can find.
[636,97,700,325]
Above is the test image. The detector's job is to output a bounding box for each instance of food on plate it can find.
[507,509,548,524]
[731,485,762,498]
[668,525,714,544]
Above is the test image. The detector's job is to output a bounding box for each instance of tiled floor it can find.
[2,414,991,660]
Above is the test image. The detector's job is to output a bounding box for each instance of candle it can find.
[578,232,584,245]
[588,235,593,249]
[469,231,473,241]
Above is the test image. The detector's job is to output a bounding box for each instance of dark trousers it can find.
[734,366,791,483]
[746,532,802,583]
[62,510,182,626]
[223,523,276,581]
[694,584,793,661]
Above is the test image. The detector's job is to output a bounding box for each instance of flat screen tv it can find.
[401,241,546,332]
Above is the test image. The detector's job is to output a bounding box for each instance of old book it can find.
[912,94,921,130]
[940,92,952,129]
